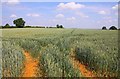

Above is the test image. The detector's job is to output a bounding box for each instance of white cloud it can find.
[112,5,119,15]
[55,14,64,18]
[7,0,20,4]
[10,14,17,18]
[67,17,76,21]
[57,2,85,10]
[27,13,40,17]
[112,4,118,10]
[98,10,106,15]
[76,12,89,18]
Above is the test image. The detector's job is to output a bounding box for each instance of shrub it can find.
[4,24,10,28]
[109,26,117,30]
[102,26,107,30]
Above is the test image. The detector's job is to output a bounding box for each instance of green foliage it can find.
[40,44,81,77]
[4,24,10,28]
[2,40,25,77]
[102,26,107,30]
[56,24,64,28]
[13,18,25,28]
[109,26,117,30]
[2,28,119,77]
[0,48,2,78]
[72,31,118,77]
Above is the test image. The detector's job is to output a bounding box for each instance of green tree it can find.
[59,25,63,28]
[102,26,107,30]
[4,23,10,28]
[109,26,117,30]
[56,24,64,28]
[13,18,25,28]
[56,24,59,28]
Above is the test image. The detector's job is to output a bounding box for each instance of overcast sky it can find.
[2,1,118,29]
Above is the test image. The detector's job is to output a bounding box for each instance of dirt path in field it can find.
[72,57,96,77]
[70,49,96,77]
[22,50,42,77]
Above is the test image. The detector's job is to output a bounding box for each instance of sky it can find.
[1,1,119,29]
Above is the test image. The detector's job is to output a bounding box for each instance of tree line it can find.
[2,18,119,30]
[102,26,118,30]
[2,18,64,28]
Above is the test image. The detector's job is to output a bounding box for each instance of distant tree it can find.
[56,24,64,28]
[56,24,59,28]
[13,18,25,28]
[4,23,10,28]
[59,25,63,28]
[25,26,31,28]
[102,26,107,30]
[109,26,117,30]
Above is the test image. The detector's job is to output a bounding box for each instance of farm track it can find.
[70,49,96,77]
[71,57,96,77]
[22,49,96,77]
[22,50,42,77]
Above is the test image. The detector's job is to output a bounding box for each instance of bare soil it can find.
[22,50,42,77]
